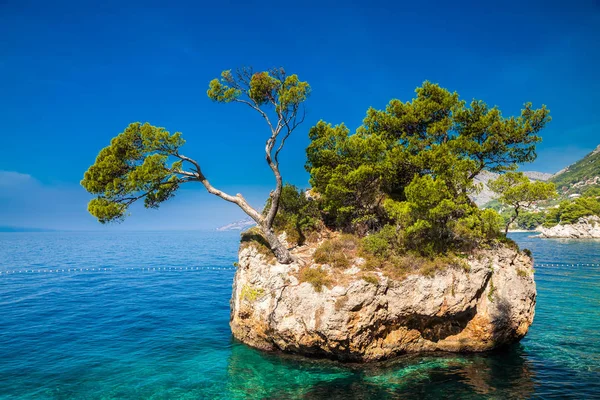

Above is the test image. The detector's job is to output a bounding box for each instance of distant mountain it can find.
[549,144,600,193]
[474,143,600,207]
[216,219,256,231]
[472,170,552,206]
[522,171,554,181]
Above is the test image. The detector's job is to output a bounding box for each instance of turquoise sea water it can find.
[0,231,598,399]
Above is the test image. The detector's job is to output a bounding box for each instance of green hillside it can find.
[550,145,600,192]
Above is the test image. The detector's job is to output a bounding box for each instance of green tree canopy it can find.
[82,67,310,264]
[515,212,547,230]
[81,123,187,223]
[305,81,551,244]
[544,195,600,227]
[263,184,321,245]
[489,172,557,234]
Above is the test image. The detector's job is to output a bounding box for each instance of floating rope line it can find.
[534,263,599,267]
[1,263,598,275]
[0,266,237,275]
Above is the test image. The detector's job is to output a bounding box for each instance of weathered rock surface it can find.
[538,215,600,239]
[230,243,536,362]
[472,170,552,206]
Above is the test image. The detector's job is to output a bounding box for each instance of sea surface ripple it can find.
[0,231,598,399]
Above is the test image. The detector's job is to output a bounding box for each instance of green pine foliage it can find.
[516,212,546,230]
[489,172,557,233]
[544,192,600,227]
[208,68,310,111]
[81,123,187,223]
[305,81,550,252]
[263,184,321,245]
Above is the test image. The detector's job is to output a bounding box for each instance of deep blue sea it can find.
[0,231,599,399]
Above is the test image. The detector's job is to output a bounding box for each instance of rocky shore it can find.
[538,215,600,239]
[230,240,536,362]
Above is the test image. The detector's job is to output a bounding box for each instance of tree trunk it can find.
[262,225,294,264]
[505,208,519,235]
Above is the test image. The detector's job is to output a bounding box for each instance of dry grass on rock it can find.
[298,265,332,292]
[313,234,359,269]
[240,227,276,264]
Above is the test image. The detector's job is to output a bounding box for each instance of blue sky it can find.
[1,0,599,230]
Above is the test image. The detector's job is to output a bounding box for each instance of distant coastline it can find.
[0,226,57,232]
[537,216,600,239]
[216,219,256,232]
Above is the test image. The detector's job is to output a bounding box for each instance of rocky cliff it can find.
[538,215,600,238]
[473,171,552,206]
[230,240,536,362]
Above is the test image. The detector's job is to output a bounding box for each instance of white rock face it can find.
[538,215,600,238]
[471,170,552,206]
[230,243,536,362]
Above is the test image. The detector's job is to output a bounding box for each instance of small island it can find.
[232,229,535,361]
[81,67,552,362]
[227,78,547,361]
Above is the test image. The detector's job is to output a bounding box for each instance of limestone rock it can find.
[471,170,552,206]
[538,215,600,239]
[230,243,536,362]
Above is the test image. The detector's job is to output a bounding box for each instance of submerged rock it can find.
[230,242,536,362]
[537,215,600,239]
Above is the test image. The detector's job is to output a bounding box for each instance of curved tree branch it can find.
[172,152,265,224]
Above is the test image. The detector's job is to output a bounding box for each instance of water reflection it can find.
[224,341,536,399]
